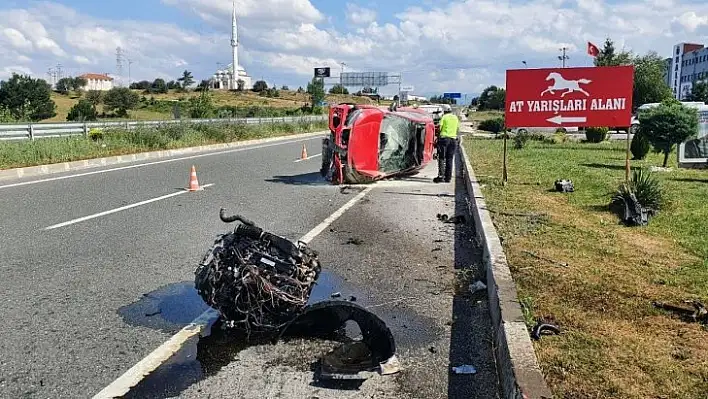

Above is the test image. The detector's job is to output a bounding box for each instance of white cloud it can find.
[73,55,91,64]
[673,11,708,32]
[345,3,377,25]
[2,28,33,50]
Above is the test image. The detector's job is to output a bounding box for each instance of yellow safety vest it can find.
[439,113,459,139]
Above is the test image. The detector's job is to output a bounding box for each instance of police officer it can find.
[434,105,459,183]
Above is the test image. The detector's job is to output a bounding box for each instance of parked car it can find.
[510,126,579,134]
[320,103,436,184]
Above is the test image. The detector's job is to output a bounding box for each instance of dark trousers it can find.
[437,137,457,181]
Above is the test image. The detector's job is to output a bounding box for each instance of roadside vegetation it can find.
[0,119,327,170]
[464,136,707,399]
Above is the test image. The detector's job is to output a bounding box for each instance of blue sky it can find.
[1,0,707,98]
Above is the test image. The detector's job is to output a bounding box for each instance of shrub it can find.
[610,168,663,212]
[513,130,529,149]
[67,99,98,122]
[630,131,651,160]
[478,117,505,133]
[638,98,699,167]
[543,131,568,144]
[88,128,103,141]
[585,126,609,143]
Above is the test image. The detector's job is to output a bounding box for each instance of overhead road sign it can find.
[505,65,634,128]
[443,92,462,99]
[314,67,331,78]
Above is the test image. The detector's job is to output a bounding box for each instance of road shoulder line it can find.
[0,130,328,182]
[458,137,553,399]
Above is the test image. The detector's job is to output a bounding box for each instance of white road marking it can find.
[293,153,322,162]
[91,185,374,399]
[0,136,321,191]
[43,184,214,230]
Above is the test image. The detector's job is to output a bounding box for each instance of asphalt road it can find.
[0,134,499,398]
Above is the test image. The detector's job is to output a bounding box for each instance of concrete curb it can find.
[0,130,328,182]
[458,137,553,399]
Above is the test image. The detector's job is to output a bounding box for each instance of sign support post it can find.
[625,128,631,184]
[502,131,508,185]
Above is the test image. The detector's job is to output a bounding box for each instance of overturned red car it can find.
[320,104,436,184]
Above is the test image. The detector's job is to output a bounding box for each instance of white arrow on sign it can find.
[546,115,587,125]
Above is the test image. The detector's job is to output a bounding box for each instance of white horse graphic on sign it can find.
[540,72,591,97]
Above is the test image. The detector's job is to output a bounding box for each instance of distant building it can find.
[210,2,253,90]
[665,43,708,99]
[79,73,114,91]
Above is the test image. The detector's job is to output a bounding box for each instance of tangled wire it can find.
[195,209,321,335]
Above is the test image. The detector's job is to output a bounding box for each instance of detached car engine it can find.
[194,209,321,334]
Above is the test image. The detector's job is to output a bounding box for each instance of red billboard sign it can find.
[504,65,634,128]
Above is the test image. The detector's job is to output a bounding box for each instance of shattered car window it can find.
[378,114,423,173]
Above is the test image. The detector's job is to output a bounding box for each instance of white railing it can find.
[0,115,328,141]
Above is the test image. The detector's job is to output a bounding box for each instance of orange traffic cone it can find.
[301,144,308,160]
[187,165,201,191]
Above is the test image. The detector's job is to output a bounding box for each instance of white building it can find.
[79,73,114,91]
[211,2,253,91]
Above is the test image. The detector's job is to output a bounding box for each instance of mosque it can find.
[210,2,252,90]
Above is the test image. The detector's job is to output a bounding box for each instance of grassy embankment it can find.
[45,89,378,122]
[464,137,707,399]
[0,119,327,170]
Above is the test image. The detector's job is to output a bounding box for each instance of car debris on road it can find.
[194,209,401,383]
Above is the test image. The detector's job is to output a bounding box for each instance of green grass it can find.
[0,120,327,170]
[464,137,708,399]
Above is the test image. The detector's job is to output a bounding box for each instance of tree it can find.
[103,87,140,117]
[177,70,194,90]
[150,78,168,94]
[166,80,179,90]
[306,77,325,106]
[329,84,349,94]
[632,52,674,111]
[637,98,699,167]
[477,86,505,110]
[55,77,74,95]
[429,95,454,104]
[594,38,632,67]
[67,99,98,121]
[237,79,245,91]
[470,97,479,107]
[188,89,214,118]
[72,77,87,92]
[130,80,151,90]
[281,85,289,91]
[687,80,708,103]
[85,90,103,109]
[197,79,211,90]
[0,73,56,121]
[252,80,268,92]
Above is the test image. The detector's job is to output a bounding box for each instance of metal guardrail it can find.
[0,115,328,141]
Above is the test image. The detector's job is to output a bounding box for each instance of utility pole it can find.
[128,59,133,87]
[340,62,346,87]
[558,47,569,68]
[116,47,124,87]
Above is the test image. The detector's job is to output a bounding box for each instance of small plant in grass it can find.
[543,131,568,144]
[610,168,663,223]
[513,130,530,149]
[630,131,651,159]
[585,126,609,143]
